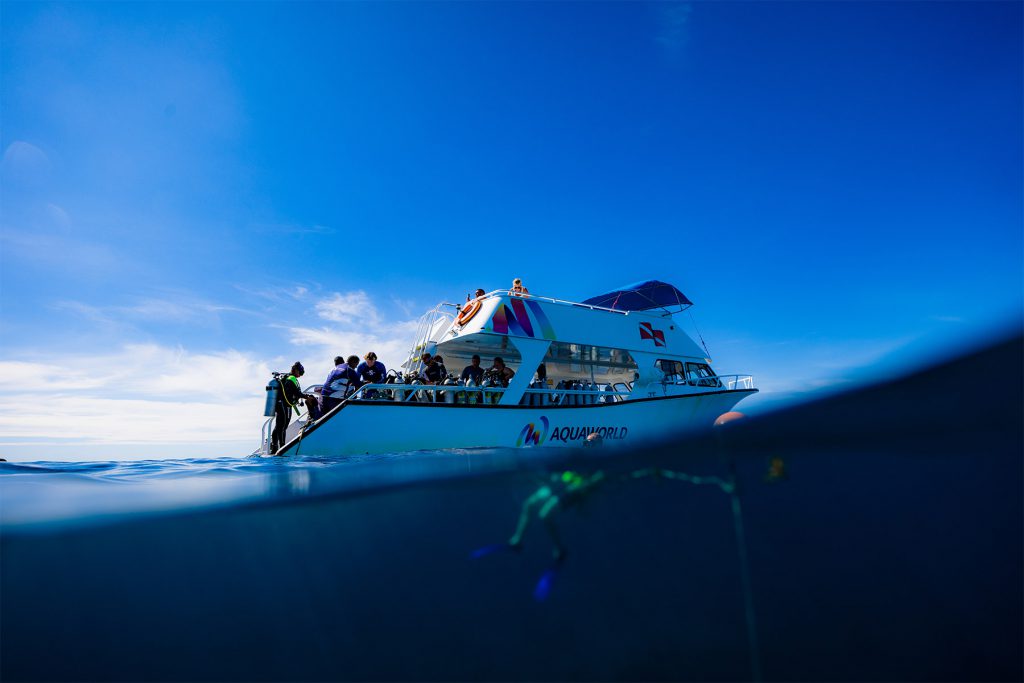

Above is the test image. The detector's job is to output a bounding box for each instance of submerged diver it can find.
[271,361,305,454]
[472,464,733,601]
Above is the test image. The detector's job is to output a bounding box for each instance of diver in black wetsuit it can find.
[271,362,305,455]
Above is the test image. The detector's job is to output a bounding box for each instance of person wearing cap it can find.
[461,354,484,385]
[433,354,449,378]
[272,361,305,454]
[511,278,530,297]
[419,352,442,384]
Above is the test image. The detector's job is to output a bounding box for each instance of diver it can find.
[472,463,733,600]
[487,357,515,387]
[271,361,305,454]
[419,353,442,384]
[461,354,484,385]
[355,351,386,398]
[321,355,358,414]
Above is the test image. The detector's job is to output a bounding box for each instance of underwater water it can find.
[1,336,1021,682]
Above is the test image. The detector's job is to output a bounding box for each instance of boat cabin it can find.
[363,280,753,406]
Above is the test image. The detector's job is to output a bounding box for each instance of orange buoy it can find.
[456,299,482,326]
[714,411,746,427]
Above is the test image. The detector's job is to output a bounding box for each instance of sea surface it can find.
[2,335,1021,682]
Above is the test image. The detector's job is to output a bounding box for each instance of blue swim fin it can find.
[470,543,514,559]
[533,565,561,602]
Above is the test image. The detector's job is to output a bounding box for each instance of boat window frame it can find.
[656,359,685,383]
[685,362,721,388]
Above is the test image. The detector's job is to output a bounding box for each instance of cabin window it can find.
[685,362,720,387]
[657,359,685,382]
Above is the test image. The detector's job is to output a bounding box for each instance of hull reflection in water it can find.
[1,335,1021,682]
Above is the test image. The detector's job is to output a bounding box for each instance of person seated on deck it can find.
[433,354,449,379]
[461,354,484,385]
[419,353,442,385]
[534,363,547,383]
[271,361,305,454]
[487,357,515,387]
[511,278,530,297]
[355,352,387,397]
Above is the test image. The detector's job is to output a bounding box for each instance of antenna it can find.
[688,310,712,359]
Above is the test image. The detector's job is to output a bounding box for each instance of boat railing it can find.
[471,289,629,316]
[346,383,632,405]
[661,374,755,390]
[259,417,274,456]
[405,303,459,366]
[716,374,755,390]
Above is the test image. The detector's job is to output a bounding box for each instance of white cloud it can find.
[0,345,271,448]
[315,290,379,326]
[0,290,425,458]
[289,289,422,373]
[1,140,51,179]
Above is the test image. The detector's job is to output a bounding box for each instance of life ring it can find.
[456,299,482,326]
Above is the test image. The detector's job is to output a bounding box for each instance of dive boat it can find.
[262,281,756,457]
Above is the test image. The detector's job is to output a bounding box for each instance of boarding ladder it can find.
[403,303,458,368]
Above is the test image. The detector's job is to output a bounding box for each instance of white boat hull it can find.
[277,390,755,457]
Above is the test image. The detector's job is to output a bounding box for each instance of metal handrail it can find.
[466,289,631,316]
[259,417,274,455]
[661,374,755,390]
[347,383,633,403]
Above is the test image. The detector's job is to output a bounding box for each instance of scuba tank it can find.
[480,376,492,405]
[602,383,615,404]
[466,378,478,405]
[586,380,596,405]
[392,372,406,402]
[522,379,535,406]
[264,376,281,416]
[410,378,424,403]
[569,380,579,406]
[454,377,465,405]
[443,375,457,404]
[538,379,550,406]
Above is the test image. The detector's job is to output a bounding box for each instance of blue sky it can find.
[1,1,1021,460]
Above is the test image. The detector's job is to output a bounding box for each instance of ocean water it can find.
[2,336,1021,682]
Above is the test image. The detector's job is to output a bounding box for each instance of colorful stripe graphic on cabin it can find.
[490,299,556,340]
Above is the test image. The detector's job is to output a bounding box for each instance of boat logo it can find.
[517,416,550,447]
[491,299,556,340]
[639,322,666,347]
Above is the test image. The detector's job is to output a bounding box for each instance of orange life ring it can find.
[456,299,482,326]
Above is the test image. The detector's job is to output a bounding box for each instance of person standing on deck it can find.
[272,362,305,454]
[511,278,530,297]
[321,356,357,415]
[355,351,387,393]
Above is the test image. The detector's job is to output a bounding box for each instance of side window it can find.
[685,363,720,387]
[657,359,684,382]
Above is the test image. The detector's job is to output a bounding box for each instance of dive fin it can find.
[470,543,515,559]
[533,564,561,602]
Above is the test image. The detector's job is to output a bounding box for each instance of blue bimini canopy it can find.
[581,280,693,312]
